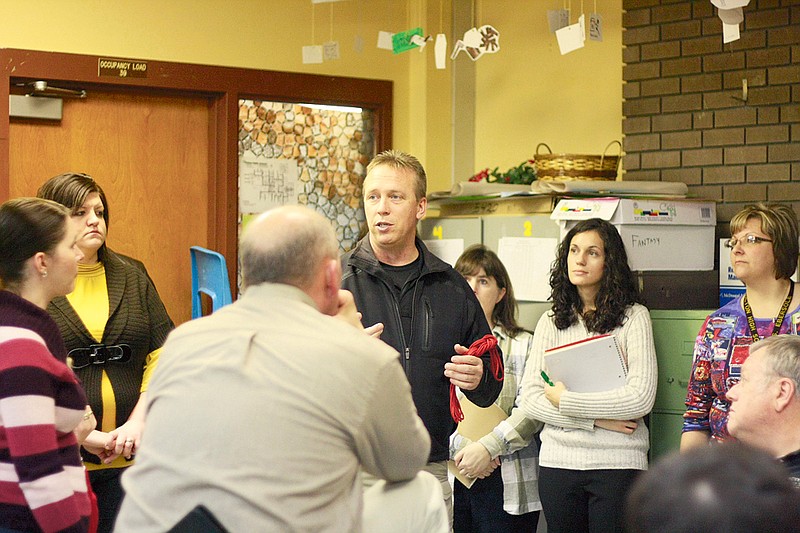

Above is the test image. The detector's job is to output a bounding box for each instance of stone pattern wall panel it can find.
[238,99,374,251]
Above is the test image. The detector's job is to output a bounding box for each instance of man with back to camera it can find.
[341,150,504,518]
[114,206,448,532]
[726,334,800,487]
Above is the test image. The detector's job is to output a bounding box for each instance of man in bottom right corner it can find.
[726,333,800,488]
[623,335,800,533]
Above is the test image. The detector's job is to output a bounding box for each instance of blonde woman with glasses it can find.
[682,202,800,450]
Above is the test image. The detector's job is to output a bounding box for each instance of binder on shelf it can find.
[544,334,627,392]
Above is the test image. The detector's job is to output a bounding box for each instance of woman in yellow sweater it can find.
[38,173,174,533]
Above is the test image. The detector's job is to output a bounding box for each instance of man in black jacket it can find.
[341,150,503,522]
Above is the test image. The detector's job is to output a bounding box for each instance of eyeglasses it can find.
[724,234,774,249]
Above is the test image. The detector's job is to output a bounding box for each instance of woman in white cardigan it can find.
[520,218,657,533]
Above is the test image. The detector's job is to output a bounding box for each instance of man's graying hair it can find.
[750,334,800,397]
[241,208,338,290]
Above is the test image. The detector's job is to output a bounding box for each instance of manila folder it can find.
[447,397,507,489]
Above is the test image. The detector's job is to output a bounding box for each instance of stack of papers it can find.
[430,180,689,201]
[530,180,688,197]
[429,182,532,200]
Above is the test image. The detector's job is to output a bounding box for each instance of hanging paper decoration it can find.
[450,25,500,61]
[556,14,585,55]
[547,9,570,33]
[377,31,394,50]
[589,0,603,41]
[711,0,750,43]
[410,34,432,51]
[589,13,603,41]
[392,27,424,54]
[434,34,447,69]
[302,46,323,64]
[323,41,340,60]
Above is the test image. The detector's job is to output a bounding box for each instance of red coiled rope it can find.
[449,334,504,422]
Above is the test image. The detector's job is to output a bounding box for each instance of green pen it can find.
[541,370,555,386]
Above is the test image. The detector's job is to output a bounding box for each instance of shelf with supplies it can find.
[429,194,561,217]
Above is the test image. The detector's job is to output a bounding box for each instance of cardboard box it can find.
[551,198,717,271]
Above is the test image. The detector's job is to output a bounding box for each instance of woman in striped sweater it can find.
[0,198,90,533]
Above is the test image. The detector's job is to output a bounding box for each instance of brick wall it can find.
[622,0,800,222]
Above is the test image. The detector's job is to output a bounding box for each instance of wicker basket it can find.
[533,141,622,182]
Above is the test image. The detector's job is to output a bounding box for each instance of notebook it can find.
[544,334,627,393]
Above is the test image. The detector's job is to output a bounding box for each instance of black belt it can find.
[68,344,132,369]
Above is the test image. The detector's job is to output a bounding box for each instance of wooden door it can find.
[10,91,210,324]
[1,48,393,326]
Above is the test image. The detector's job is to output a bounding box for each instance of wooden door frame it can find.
[0,48,392,287]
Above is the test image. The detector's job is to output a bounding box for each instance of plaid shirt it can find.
[450,326,542,515]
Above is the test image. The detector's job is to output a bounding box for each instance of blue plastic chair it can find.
[190,246,233,319]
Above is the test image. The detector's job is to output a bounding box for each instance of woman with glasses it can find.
[38,173,174,533]
[682,202,800,450]
[0,198,91,532]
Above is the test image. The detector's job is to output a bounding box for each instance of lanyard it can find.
[742,283,794,342]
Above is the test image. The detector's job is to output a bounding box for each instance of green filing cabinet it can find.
[649,309,712,461]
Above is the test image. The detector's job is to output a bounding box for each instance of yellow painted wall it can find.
[0,0,415,155]
[0,0,622,193]
[474,0,623,182]
[420,0,455,193]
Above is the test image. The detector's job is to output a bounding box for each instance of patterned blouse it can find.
[683,295,800,441]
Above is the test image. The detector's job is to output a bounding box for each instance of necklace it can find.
[742,282,794,342]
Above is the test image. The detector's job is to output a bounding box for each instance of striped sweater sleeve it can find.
[0,327,89,533]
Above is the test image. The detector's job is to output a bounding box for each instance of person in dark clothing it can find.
[341,150,503,524]
[38,173,174,533]
[625,442,800,533]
